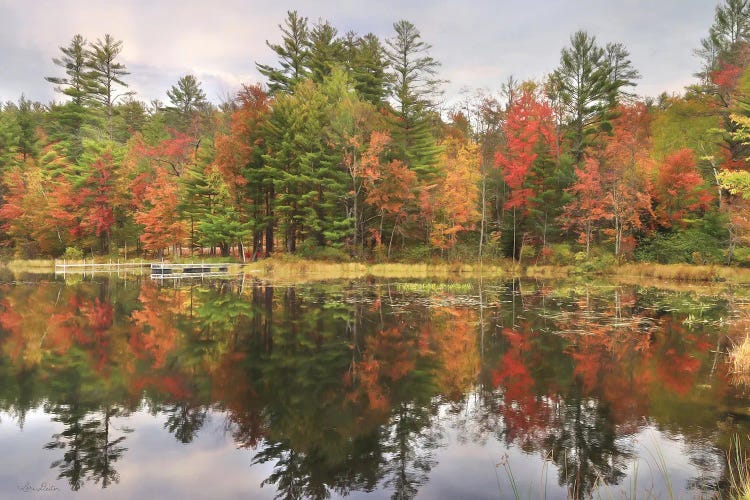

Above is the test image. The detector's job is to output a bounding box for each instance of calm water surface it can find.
[0,274,749,499]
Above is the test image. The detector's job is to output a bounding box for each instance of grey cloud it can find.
[0,0,723,105]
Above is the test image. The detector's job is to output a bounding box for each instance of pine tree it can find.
[262,73,353,252]
[45,34,94,106]
[604,43,640,101]
[15,96,41,162]
[710,0,750,60]
[551,31,638,165]
[45,34,95,160]
[166,75,209,132]
[256,11,310,94]
[0,104,21,168]
[349,33,388,106]
[87,34,131,139]
[384,20,443,181]
[306,20,344,84]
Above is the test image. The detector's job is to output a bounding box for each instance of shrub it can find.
[635,229,724,264]
[400,244,431,263]
[573,248,616,274]
[519,244,537,262]
[296,240,350,262]
[62,247,84,261]
[549,243,575,265]
[731,247,750,267]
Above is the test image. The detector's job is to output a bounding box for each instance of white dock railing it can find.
[53,260,241,280]
[54,259,150,277]
[150,262,232,279]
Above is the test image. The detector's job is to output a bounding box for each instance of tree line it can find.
[2,3,750,264]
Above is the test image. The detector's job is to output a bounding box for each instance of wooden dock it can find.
[150,263,233,279]
[54,260,237,280]
[55,260,150,276]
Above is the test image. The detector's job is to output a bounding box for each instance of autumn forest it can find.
[3,3,750,265]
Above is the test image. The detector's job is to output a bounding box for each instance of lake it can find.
[0,274,748,499]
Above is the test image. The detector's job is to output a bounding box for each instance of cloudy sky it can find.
[0,0,719,108]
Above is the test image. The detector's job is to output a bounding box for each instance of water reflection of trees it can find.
[44,403,131,490]
[0,278,744,497]
[478,283,729,498]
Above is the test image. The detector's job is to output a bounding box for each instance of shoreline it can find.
[5,257,750,284]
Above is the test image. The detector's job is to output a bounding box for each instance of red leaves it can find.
[653,148,712,227]
[134,167,188,253]
[76,152,117,238]
[214,84,270,195]
[129,130,197,177]
[0,170,27,234]
[710,61,742,93]
[495,89,558,213]
[561,158,611,249]
[362,131,417,237]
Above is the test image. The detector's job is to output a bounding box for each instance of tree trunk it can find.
[388,220,397,259]
[479,165,487,260]
[265,186,275,255]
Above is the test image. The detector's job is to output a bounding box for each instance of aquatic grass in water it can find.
[395,282,474,294]
[729,435,750,500]
[616,263,750,283]
[242,257,510,283]
[730,336,750,388]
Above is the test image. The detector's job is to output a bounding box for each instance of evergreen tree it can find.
[695,0,750,83]
[193,169,251,256]
[45,34,95,160]
[604,43,640,101]
[0,104,21,168]
[306,20,344,84]
[551,31,638,165]
[45,34,94,106]
[711,0,750,58]
[348,33,388,106]
[384,20,443,180]
[15,96,41,161]
[256,11,310,94]
[87,34,131,139]
[111,98,147,143]
[262,73,352,252]
[695,34,723,85]
[166,75,209,132]
[180,160,212,253]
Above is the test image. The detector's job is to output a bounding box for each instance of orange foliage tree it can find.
[652,148,713,228]
[430,136,481,251]
[134,167,188,256]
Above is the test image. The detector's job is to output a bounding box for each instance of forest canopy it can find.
[2,4,750,265]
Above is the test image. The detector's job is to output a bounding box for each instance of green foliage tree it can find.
[87,34,131,139]
[551,31,639,165]
[344,33,388,106]
[45,34,93,107]
[384,20,443,181]
[166,75,209,132]
[0,104,22,168]
[710,0,750,59]
[45,34,95,160]
[604,43,640,100]
[307,20,344,84]
[256,11,311,94]
[111,98,147,143]
[194,169,251,256]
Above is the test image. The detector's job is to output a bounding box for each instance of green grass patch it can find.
[394,282,474,294]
